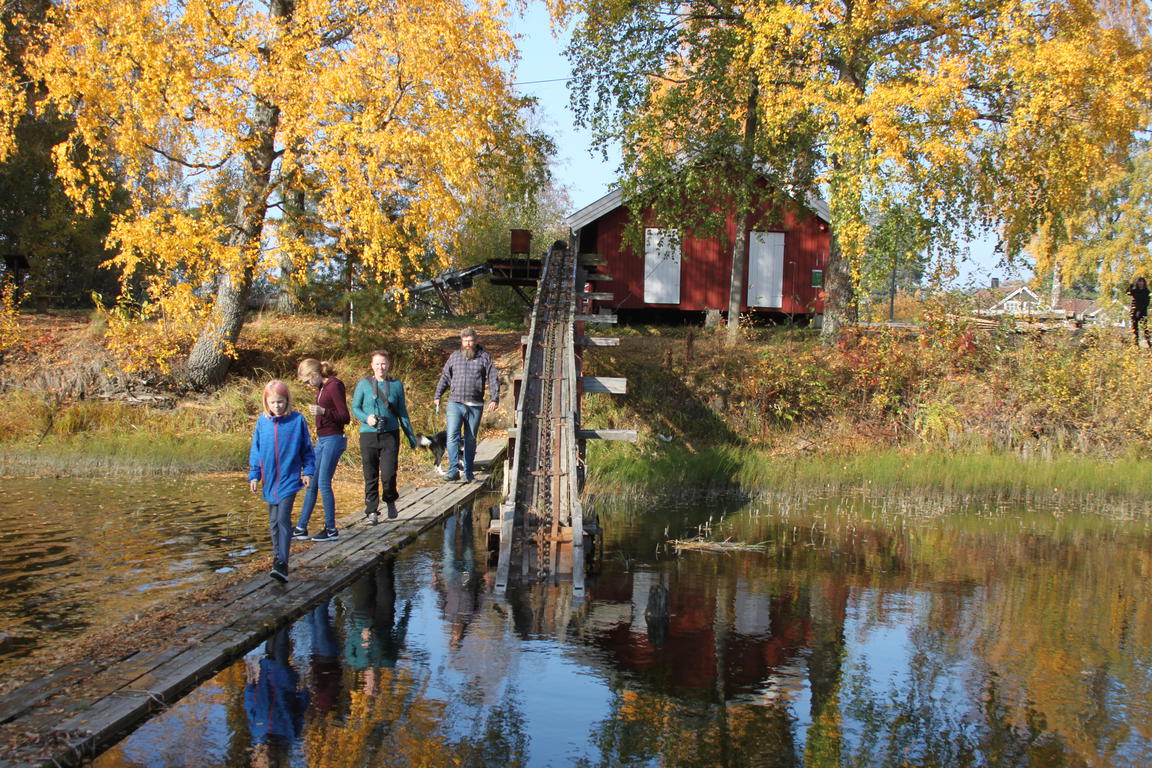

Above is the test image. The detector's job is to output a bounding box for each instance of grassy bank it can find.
[3,312,1150,500]
[585,442,1152,501]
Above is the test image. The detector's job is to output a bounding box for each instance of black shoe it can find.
[464,474,476,483]
[270,560,288,583]
[445,472,460,482]
[386,502,398,519]
[291,526,309,540]
[311,528,339,542]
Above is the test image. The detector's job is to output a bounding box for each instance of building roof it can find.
[971,280,1040,310]
[564,183,831,232]
[1056,297,1099,316]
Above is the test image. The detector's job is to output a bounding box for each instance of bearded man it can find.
[433,328,499,482]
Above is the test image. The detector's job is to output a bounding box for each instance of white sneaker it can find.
[368,512,380,525]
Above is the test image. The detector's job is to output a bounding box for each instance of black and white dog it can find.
[416,431,448,475]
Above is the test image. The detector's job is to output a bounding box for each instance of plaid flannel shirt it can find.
[434,346,499,405]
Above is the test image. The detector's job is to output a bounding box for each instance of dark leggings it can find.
[360,430,399,514]
[1134,310,1148,344]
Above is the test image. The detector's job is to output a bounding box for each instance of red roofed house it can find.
[565,182,831,323]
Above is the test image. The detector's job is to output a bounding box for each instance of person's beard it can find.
[462,346,477,360]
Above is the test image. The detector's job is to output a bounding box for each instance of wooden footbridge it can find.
[0,237,631,768]
[492,239,632,593]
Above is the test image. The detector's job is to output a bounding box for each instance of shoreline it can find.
[7,441,1152,504]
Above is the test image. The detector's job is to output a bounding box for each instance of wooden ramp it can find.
[0,439,504,768]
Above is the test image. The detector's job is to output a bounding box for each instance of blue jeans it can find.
[268,493,297,567]
[445,402,482,479]
[297,434,346,531]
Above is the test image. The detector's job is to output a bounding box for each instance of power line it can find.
[512,76,573,86]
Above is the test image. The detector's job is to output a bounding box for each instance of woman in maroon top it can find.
[293,359,351,541]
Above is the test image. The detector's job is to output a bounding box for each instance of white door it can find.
[643,228,681,304]
[748,231,784,308]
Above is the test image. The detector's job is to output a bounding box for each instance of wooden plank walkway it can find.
[0,438,505,768]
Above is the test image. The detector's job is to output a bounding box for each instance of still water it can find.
[0,476,266,671]
[73,490,1152,768]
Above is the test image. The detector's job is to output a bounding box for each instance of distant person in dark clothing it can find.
[1129,277,1150,346]
[433,328,499,482]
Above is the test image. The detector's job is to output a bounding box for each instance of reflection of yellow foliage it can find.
[301,667,469,768]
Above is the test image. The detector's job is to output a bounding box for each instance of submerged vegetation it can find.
[1,310,1150,500]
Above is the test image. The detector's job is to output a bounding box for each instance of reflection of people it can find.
[434,507,484,648]
[245,628,309,764]
[1128,278,1150,347]
[307,601,341,715]
[351,350,418,524]
[343,559,412,672]
[248,380,315,583]
[433,328,499,482]
[294,359,350,542]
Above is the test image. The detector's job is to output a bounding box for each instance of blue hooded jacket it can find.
[248,410,316,504]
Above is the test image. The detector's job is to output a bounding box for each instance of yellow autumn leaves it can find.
[11,0,534,374]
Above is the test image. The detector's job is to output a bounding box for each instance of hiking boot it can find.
[445,472,460,482]
[368,512,380,525]
[291,526,309,540]
[311,528,339,542]
[270,560,288,583]
[386,501,398,519]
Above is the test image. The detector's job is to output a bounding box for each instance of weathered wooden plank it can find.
[577,253,605,265]
[0,660,102,725]
[574,313,617,324]
[523,334,624,347]
[580,376,627,394]
[581,291,613,301]
[575,429,638,442]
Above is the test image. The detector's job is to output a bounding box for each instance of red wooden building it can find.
[565,183,830,321]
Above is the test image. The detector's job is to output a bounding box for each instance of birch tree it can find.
[30,0,541,386]
[562,0,1152,338]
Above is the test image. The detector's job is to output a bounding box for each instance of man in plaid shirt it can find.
[433,328,499,482]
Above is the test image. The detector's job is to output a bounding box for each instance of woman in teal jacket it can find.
[351,350,417,524]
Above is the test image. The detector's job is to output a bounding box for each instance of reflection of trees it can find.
[585,687,800,768]
[711,499,1152,766]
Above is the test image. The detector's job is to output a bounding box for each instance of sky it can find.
[506,2,1031,289]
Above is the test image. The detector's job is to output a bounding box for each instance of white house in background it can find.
[974,280,1045,316]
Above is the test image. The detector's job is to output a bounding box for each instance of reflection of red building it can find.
[566,183,831,321]
[580,568,847,700]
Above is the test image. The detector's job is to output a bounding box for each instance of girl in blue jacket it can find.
[249,379,315,583]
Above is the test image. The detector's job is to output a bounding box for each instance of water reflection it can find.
[91,495,1152,767]
[0,476,275,674]
[245,629,308,765]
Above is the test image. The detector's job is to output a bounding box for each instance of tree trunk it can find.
[1050,262,1062,310]
[725,81,759,344]
[184,0,292,389]
[820,230,853,340]
[275,189,305,314]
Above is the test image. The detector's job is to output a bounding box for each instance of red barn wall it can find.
[585,192,828,314]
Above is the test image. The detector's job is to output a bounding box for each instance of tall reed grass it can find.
[586,441,1152,501]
